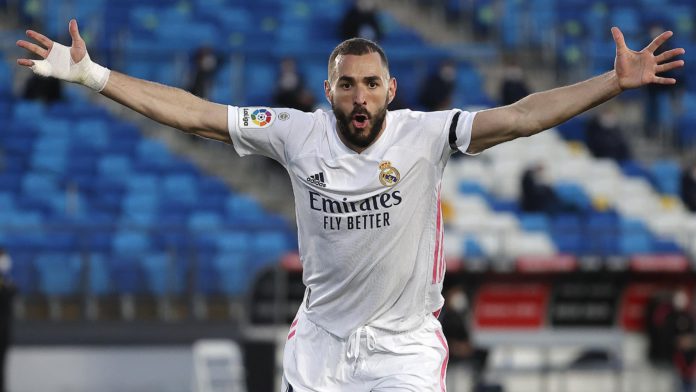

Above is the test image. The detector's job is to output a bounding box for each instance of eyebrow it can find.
[337,75,383,83]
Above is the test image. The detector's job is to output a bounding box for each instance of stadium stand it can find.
[1,0,696,390]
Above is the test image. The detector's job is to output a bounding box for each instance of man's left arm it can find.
[467,27,685,154]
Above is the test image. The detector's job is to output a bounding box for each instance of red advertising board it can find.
[620,283,692,331]
[474,283,550,329]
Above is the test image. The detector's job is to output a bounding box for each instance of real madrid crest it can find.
[379,161,400,187]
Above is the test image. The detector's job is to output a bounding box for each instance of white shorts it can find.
[281,309,449,391]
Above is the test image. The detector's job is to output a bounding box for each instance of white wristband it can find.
[30,42,111,92]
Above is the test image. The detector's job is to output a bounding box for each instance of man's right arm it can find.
[16,19,230,143]
[101,71,229,143]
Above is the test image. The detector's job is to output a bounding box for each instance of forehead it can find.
[332,52,387,79]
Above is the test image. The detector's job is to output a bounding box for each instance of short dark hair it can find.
[327,38,389,82]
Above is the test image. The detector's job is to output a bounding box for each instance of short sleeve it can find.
[447,109,477,155]
[227,106,314,166]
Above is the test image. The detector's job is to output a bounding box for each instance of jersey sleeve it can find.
[445,109,477,156]
[415,109,478,165]
[227,106,314,166]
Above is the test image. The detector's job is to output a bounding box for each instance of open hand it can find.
[612,26,685,90]
[16,19,87,69]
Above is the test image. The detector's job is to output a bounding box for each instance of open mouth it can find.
[352,114,369,129]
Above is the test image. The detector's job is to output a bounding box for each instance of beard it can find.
[332,97,389,149]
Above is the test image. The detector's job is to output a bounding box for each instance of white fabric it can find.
[228,106,476,339]
[30,42,110,92]
[282,309,448,391]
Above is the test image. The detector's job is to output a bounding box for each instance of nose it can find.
[353,85,367,106]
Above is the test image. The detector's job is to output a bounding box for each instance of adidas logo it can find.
[306,172,327,188]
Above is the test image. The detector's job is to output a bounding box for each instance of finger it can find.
[16,59,35,67]
[26,30,53,49]
[653,76,677,85]
[655,48,686,63]
[656,60,685,74]
[645,30,673,54]
[611,27,628,51]
[69,19,84,46]
[16,40,48,58]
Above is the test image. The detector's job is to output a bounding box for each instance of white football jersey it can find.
[228,106,476,338]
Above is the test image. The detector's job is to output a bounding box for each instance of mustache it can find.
[351,106,370,118]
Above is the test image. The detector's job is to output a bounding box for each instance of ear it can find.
[387,77,397,104]
[324,80,332,105]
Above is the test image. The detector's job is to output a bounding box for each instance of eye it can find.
[340,82,351,89]
[368,81,379,88]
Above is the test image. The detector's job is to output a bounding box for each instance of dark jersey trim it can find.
[448,111,462,151]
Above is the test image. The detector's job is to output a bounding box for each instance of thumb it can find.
[69,19,85,47]
[611,27,628,52]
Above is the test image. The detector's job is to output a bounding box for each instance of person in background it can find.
[340,0,382,42]
[499,59,530,106]
[273,58,316,112]
[22,73,62,103]
[521,162,562,214]
[670,290,696,392]
[681,162,696,212]
[187,46,219,100]
[418,60,457,111]
[585,105,632,162]
[440,285,490,392]
[0,248,15,392]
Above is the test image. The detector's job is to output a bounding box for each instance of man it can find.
[17,19,684,391]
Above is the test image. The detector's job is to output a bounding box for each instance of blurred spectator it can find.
[585,106,632,162]
[520,162,561,214]
[340,0,382,42]
[499,60,530,106]
[669,290,696,392]
[187,46,219,100]
[646,291,678,367]
[439,285,489,392]
[22,74,62,103]
[681,163,696,212]
[644,24,684,142]
[0,248,14,392]
[418,60,457,111]
[273,58,316,112]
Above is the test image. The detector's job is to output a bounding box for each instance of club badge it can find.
[379,161,400,187]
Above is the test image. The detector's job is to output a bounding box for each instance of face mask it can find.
[674,291,689,310]
[449,292,468,313]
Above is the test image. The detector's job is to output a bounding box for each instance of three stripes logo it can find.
[306,172,326,188]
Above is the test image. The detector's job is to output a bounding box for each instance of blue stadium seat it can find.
[618,218,654,255]
[98,154,133,178]
[585,212,620,256]
[212,253,248,296]
[75,120,111,150]
[34,252,83,296]
[86,253,113,296]
[463,236,486,258]
[215,230,251,253]
[519,213,550,232]
[553,182,592,211]
[141,252,182,295]
[112,230,152,256]
[188,211,224,232]
[650,160,680,195]
[253,230,289,258]
[12,101,44,121]
[110,256,146,294]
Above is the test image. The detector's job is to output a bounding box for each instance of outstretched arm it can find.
[468,27,685,154]
[16,19,230,143]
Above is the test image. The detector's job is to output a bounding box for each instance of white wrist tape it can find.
[30,42,110,92]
